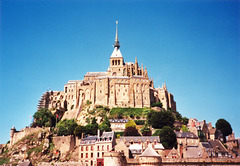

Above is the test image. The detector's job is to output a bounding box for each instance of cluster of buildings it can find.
[75,119,239,166]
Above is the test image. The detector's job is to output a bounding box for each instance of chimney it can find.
[98,129,100,138]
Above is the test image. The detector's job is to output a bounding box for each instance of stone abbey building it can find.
[38,22,176,118]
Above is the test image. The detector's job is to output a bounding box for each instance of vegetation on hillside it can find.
[31,108,56,127]
[109,107,151,119]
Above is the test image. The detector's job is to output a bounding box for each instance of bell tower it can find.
[109,21,124,76]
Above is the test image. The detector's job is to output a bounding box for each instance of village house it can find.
[117,136,164,158]
[79,131,115,166]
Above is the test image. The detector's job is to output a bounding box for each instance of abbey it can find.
[38,22,176,117]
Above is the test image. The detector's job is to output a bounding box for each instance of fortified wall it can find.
[10,126,47,147]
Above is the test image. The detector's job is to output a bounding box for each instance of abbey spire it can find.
[114,21,120,49]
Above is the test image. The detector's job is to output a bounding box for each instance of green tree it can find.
[140,125,152,136]
[125,120,137,128]
[57,119,78,136]
[32,108,56,127]
[85,117,99,135]
[181,125,189,132]
[216,119,232,142]
[152,129,161,136]
[123,127,140,136]
[148,110,175,129]
[99,117,111,132]
[74,125,85,138]
[151,102,163,108]
[182,117,189,125]
[159,126,177,149]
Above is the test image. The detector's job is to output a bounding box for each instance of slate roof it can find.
[209,140,228,153]
[140,145,161,157]
[185,146,203,158]
[120,136,160,143]
[175,131,198,139]
[101,131,114,139]
[201,142,212,150]
[109,119,129,123]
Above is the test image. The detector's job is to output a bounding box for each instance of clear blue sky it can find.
[0,0,239,144]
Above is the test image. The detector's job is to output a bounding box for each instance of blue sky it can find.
[0,0,239,144]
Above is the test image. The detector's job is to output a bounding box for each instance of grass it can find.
[109,107,151,118]
[0,157,10,165]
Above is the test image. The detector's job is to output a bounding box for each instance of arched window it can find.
[112,60,114,65]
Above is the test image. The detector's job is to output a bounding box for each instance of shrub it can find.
[125,120,137,128]
[134,120,145,125]
[114,132,124,138]
[123,127,140,136]
[152,129,161,136]
[31,108,56,127]
[74,125,85,138]
[56,119,78,136]
[151,102,162,108]
[86,100,92,105]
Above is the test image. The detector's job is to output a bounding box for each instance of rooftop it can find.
[140,145,161,157]
[120,136,160,143]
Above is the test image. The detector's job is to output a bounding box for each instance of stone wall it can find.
[52,135,75,157]
[11,127,46,146]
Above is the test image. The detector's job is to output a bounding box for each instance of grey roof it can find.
[82,136,98,141]
[209,140,228,153]
[120,136,160,143]
[185,146,203,158]
[140,145,161,157]
[175,131,198,139]
[101,131,114,138]
[201,142,212,150]
[109,119,129,123]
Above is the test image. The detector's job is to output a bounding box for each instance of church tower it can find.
[108,21,125,76]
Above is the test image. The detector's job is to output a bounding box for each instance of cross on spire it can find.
[114,21,120,49]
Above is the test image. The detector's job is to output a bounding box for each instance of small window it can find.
[86,153,88,158]
[91,153,93,158]
[81,153,83,158]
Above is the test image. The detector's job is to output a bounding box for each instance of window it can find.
[91,153,93,158]
[102,145,104,150]
[81,147,83,151]
[102,152,104,157]
[97,152,99,157]
[81,153,83,158]
[91,146,93,151]
[86,153,88,158]
[86,146,88,151]
[107,145,109,150]
[97,146,99,151]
